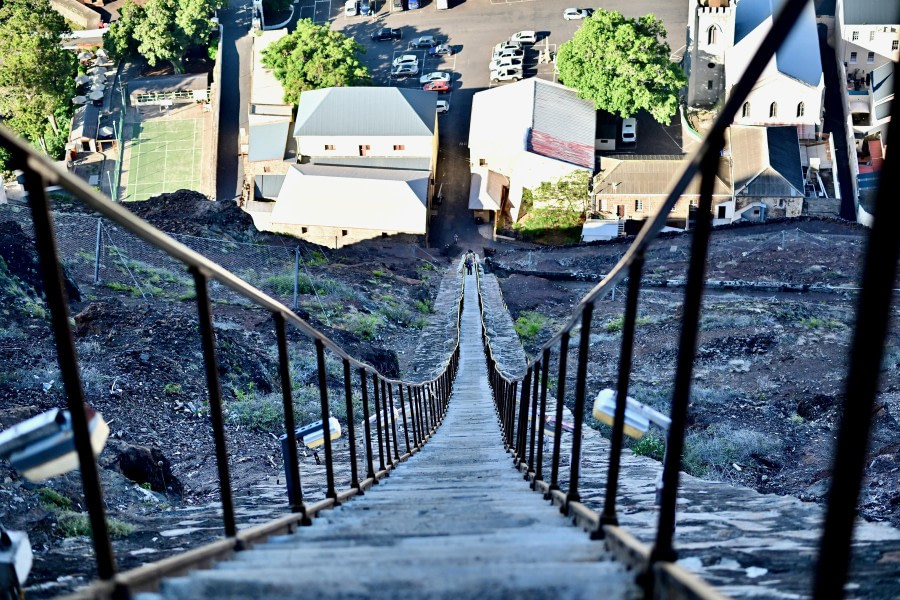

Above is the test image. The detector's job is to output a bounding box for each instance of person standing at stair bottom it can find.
[464,250,474,275]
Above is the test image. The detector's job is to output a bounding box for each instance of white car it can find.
[436,100,450,114]
[491,48,524,61]
[489,56,523,71]
[621,118,637,143]
[344,0,358,16]
[391,64,419,77]
[392,54,419,67]
[492,41,522,56]
[409,35,438,49]
[563,8,593,20]
[420,71,451,85]
[490,67,522,83]
[510,30,537,44]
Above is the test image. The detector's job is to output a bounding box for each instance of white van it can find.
[437,0,448,9]
[621,118,637,143]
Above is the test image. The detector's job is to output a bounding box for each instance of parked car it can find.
[344,0,358,16]
[420,71,451,85]
[436,100,450,114]
[423,80,451,93]
[563,8,593,20]
[490,67,522,83]
[392,54,419,67]
[621,118,637,143]
[392,0,404,9]
[492,41,522,55]
[372,27,402,41]
[510,30,537,44]
[489,56,523,70]
[428,43,454,57]
[391,64,419,77]
[491,48,524,61]
[360,0,371,14]
[410,36,438,49]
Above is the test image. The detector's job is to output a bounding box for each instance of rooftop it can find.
[293,87,437,138]
[251,29,290,108]
[842,0,900,25]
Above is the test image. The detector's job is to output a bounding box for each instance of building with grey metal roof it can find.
[842,0,900,25]
[293,87,437,138]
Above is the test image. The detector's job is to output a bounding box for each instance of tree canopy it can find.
[104,0,221,70]
[262,20,371,105]
[556,10,686,124]
[0,0,77,154]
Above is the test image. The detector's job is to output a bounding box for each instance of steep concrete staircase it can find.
[136,272,638,599]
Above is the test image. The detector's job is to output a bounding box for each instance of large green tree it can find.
[556,10,686,124]
[103,0,144,61]
[0,0,77,154]
[262,20,371,105]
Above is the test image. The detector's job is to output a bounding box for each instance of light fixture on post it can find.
[593,389,671,504]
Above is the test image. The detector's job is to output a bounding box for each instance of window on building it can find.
[742,102,750,117]
[634,199,643,211]
[707,80,713,90]
[717,205,727,219]
[894,40,900,51]
[850,51,858,64]
[852,31,859,41]
[769,102,778,118]
[870,30,876,41]
[479,158,487,166]
[778,199,785,208]
[707,26,717,45]
[359,145,371,156]
[867,51,875,63]
[341,229,348,237]
[325,144,335,151]
[797,102,805,117]
[301,227,308,234]
[393,144,405,151]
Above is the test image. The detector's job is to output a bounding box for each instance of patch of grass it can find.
[800,317,842,330]
[38,488,72,511]
[263,274,295,296]
[415,298,434,314]
[305,250,329,267]
[104,281,142,296]
[630,432,666,461]
[682,426,780,478]
[514,311,547,340]
[604,315,652,333]
[57,512,134,539]
[163,383,182,396]
[347,313,380,341]
[228,390,283,432]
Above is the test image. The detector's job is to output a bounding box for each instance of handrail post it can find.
[191,267,238,539]
[25,168,117,580]
[372,374,386,472]
[410,387,421,447]
[547,332,570,497]
[648,136,722,574]
[314,340,338,501]
[93,217,102,284]
[275,314,304,513]
[533,349,550,489]
[343,359,361,491]
[516,368,532,465]
[388,383,401,461]
[527,357,540,478]
[292,246,300,310]
[359,369,376,481]
[566,304,593,509]
[380,378,393,468]
[599,255,645,533]
[398,384,411,454]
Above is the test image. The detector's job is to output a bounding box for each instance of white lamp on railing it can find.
[593,389,670,505]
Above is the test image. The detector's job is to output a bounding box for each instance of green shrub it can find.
[264,274,295,296]
[163,383,182,396]
[58,512,134,539]
[682,426,780,478]
[514,311,547,340]
[415,298,434,314]
[630,432,666,461]
[348,313,379,341]
[605,315,652,333]
[38,488,72,511]
[800,317,841,330]
[228,391,283,432]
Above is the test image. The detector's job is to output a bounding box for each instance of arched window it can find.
[742,102,750,118]
[797,102,805,117]
[707,26,718,45]
[769,102,778,118]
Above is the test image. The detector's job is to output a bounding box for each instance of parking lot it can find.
[294,0,688,242]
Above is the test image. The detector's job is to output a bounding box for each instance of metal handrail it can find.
[477,0,898,597]
[1,118,463,591]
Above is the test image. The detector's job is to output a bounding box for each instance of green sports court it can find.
[122,118,204,202]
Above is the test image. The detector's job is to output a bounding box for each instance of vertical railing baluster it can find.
[508,381,518,450]
[388,383,401,461]
[380,378,393,469]
[190,267,238,538]
[342,359,360,491]
[548,332,570,497]
[359,369,376,481]
[814,114,899,598]
[650,138,722,568]
[516,368,532,464]
[600,255,645,532]
[566,304,594,508]
[275,314,303,512]
[417,387,426,440]
[422,384,431,434]
[430,383,438,426]
[534,349,550,488]
[25,168,117,579]
[410,386,421,447]
[372,374,386,472]
[314,340,337,501]
[398,384,411,454]
[528,357,540,478]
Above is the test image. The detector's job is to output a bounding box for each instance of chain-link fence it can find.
[2,199,330,311]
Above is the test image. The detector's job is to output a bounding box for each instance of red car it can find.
[423,80,450,93]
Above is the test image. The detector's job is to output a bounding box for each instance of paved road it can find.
[143,271,639,599]
[215,0,255,201]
